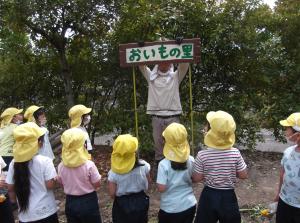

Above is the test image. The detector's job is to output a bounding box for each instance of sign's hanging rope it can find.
[132,66,139,139]
[188,64,194,156]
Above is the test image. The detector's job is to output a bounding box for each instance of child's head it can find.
[162,123,190,163]
[280,113,300,143]
[24,105,46,126]
[13,122,46,162]
[0,107,23,128]
[111,134,138,174]
[68,104,92,128]
[61,128,91,168]
[204,110,236,150]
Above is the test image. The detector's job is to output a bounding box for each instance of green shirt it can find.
[0,123,17,157]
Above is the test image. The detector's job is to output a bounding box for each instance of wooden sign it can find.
[119,38,200,67]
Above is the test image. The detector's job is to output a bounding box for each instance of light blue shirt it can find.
[280,145,300,208]
[157,156,197,213]
[108,160,150,196]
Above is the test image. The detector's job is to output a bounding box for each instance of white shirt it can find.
[78,126,93,151]
[0,156,6,174]
[279,145,300,208]
[6,155,57,222]
[139,63,189,116]
[38,127,55,160]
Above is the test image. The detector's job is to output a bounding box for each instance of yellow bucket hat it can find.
[163,123,190,163]
[61,128,91,168]
[280,113,300,132]
[111,134,138,174]
[68,105,92,128]
[0,107,23,128]
[24,105,42,122]
[13,122,46,162]
[204,110,236,150]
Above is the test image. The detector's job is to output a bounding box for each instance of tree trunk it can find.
[58,49,74,108]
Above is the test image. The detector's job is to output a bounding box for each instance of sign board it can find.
[119,38,200,67]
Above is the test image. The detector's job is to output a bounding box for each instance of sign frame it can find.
[119,38,200,67]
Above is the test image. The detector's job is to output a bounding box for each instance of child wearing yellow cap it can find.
[57,128,102,223]
[0,156,14,223]
[156,123,197,223]
[192,111,248,223]
[24,105,55,160]
[108,134,150,223]
[0,107,23,170]
[5,122,58,223]
[68,105,93,154]
[275,113,300,223]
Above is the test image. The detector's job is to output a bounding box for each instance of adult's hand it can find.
[138,41,145,47]
[175,36,184,45]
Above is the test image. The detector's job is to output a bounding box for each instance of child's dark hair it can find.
[132,154,145,170]
[171,161,187,170]
[14,161,31,212]
[38,135,45,144]
[33,108,45,120]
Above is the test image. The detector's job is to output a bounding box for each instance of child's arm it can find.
[191,172,204,183]
[156,183,167,193]
[7,184,16,203]
[108,181,117,199]
[89,162,101,190]
[274,167,284,201]
[45,178,56,190]
[92,179,101,190]
[146,173,151,185]
[237,169,248,179]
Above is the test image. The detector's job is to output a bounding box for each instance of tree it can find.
[2,0,117,108]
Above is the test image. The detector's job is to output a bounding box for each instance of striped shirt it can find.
[193,148,247,189]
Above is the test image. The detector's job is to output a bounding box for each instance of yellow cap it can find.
[280,113,300,131]
[204,111,236,149]
[24,105,42,122]
[1,107,23,128]
[68,105,92,128]
[111,134,138,174]
[61,128,91,168]
[13,122,46,162]
[163,123,190,162]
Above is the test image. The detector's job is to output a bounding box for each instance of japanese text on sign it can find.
[126,44,194,63]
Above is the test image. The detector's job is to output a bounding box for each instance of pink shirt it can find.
[58,160,101,195]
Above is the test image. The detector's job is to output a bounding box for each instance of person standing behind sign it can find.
[138,41,189,167]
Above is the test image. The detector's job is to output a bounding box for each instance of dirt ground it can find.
[51,146,282,223]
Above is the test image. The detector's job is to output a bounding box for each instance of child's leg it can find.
[194,187,219,223]
[65,192,101,223]
[158,205,196,223]
[113,192,149,223]
[0,196,15,223]
[218,190,241,223]
[19,213,59,223]
[276,198,293,223]
[77,192,101,223]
